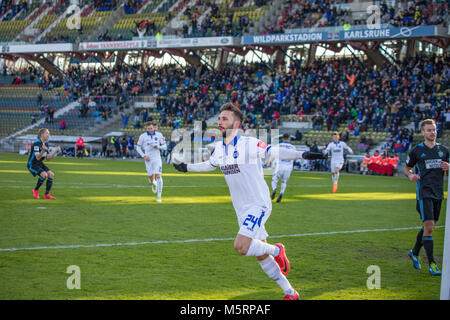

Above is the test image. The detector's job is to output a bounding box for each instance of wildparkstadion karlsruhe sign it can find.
[242,26,447,45]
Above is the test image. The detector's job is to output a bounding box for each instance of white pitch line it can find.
[0,226,442,252]
[0,183,405,189]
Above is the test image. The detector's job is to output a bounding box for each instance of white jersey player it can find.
[324,131,353,193]
[269,133,296,203]
[173,103,326,300]
[136,122,167,202]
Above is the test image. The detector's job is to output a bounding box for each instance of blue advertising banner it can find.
[242,32,328,45]
[339,26,437,40]
[242,26,443,45]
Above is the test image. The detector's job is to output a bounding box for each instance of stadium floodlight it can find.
[441,177,450,300]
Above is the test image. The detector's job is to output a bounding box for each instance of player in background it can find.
[404,119,449,276]
[136,122,167,203]
[324,132,354,193]
[27,128,61,199]
[268,133,296,203]
[173,103,325,300]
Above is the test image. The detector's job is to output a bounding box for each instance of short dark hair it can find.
[420,119,436,130]
[220,103,243,123]
[282,133,290,140]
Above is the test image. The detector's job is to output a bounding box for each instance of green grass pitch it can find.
[0,152,447,300]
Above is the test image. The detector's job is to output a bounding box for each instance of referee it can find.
[404,119,449,275]
[27,128,61,200]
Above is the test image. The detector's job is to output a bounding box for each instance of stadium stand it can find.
[44,10,114,43]
[0,0,448,163]
[174,0,269,38]
[0,18,31,42]
[110,11,167,39]
[0,85,69,137]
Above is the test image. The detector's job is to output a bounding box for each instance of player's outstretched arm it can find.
[173,161,216,173]
[267,146,327,162]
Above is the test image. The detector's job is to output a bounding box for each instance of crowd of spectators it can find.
[383,0,448,27]
[0,0,28,21]
[263,0,448,35]
[180,0,267,38]
[124,0,144,15]
[264,0,351,34]
[133,17,163,38]
[10,50,447,138]
[94,0,117,12]
[2,43,448,161]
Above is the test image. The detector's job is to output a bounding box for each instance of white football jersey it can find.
[324,140,352,162]
[274,141,296,172]
[136,131,167,160]
[208,134,272,215]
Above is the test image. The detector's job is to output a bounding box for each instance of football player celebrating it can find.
[173,103,325,300]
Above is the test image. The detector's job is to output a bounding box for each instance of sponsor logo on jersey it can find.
[425,159,442,169]
[221,164,240,175]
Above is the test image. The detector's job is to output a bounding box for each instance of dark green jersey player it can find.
[404,119,449,276]
[27,128,61,200]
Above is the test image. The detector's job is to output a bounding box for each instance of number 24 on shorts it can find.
[243,211,265,231]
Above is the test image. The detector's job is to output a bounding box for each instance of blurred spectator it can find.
[114,136,121,157]
[121,136,128,159]
[58,119,66,130]
[101,134,108,157]
[127,135,135,158]
[76,136,85,158]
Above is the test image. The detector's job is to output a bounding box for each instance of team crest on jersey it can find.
[438,151,444,158]
[233,150,239,159]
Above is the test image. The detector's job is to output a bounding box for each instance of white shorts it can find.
[237,207,270,240]
[330,160,344,172]
[145,159,162,176]
[273,168,292,182]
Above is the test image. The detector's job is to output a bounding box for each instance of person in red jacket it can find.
[76,136,85,158]
[58,119,66,130]
[369,150,383,174]
[388,154,400,176]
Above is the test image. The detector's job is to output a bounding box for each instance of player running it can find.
[269,133,296,203]
[27,128,61,200]
[136,122,167,203]
[404,119,449,276]
[173,103,325,300]
[324,132,353,193]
